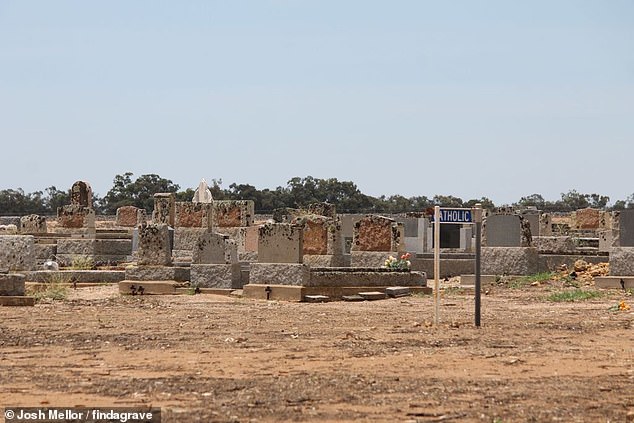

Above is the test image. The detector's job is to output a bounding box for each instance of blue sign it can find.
[432,208,473,224]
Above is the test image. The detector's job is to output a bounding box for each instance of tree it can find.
[101,173,180,213]
[515,194,546,210]
[464,197,495,210]
[432,195,464,208]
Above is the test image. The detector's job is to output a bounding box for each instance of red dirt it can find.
[1,282,633,422]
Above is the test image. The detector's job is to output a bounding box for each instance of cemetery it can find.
[0,180,633,421]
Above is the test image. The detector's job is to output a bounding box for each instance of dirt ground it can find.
[1,281,633,423]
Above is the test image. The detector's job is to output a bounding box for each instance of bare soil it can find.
[1,281,633,423]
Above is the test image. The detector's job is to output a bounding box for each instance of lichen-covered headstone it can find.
[213,200,254,227]
[175,202,213,228]
[19,214,47,234]
[258,223,303,263]
[116,206,146,227]
[137,223,172,266]
[351,215,403,252]
[193,232,237,264]
[152,193,175,227]
[71,180,93,208]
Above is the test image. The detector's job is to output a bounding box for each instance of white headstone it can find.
[192,178,213,203]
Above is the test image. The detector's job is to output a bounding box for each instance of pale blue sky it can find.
[1,1,632,205]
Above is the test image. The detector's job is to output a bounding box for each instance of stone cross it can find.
[192,179,213,203]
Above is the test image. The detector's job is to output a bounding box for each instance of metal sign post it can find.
[474,203,483,327]
[434,206,440,325]
[431,205,482,327]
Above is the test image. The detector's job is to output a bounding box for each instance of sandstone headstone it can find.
[258,223,303,263]
[352,215,403,252]
[116,206,146,227]
[192,178,213,203]
[57,204,96,230]
[175,202,213,228]
[152,193,175,226]
[71,181,93,207]
[306,202,336,219]
[298,216,329,255]
[575,208,601,230]
[19,214,47,234]
[213,200,254,227]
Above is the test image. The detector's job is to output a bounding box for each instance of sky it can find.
[1,1,633,206]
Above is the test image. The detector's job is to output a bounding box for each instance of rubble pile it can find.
[553,260,609,285]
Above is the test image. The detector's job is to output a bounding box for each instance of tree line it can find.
[1,173,633,216]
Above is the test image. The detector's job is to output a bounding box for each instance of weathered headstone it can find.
[193,232,237,264]
[300,217,329,255]
[175,202,213,228]
[0,236,36,271]
[0,273,26,296]
[116,206,146,227]
[190,232,241,289]
[152,193,175,227]
[19,215,47,234]
[0,224,19,235]
[192,178,213,203]
[57,204,96,230]
[539,213,553,236]
[522,213,540,238]
[71,180,93,207]
[258,223,303,263]
[306,202,337,219]
[56,181,96,235]
[137,223,172,266]
[574,208,600,230]
[213,200,254,227]
[352,215,403,252]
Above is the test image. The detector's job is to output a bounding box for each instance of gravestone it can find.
[193,232,237,264]
[483,214,532,247]
[0,236,36,271]
[19,215,47,234]
[71,180,93,207]
[137,223,172,266]
[539,213,553,236]
[0,224,18,234]
[57,204,96,231]
[190,232,241,289]
[616,209,634,247]
[116,206,146,227]
[575,208,600,230]
[175,202,213,228]
[0,273,26,296]
[258,223,303,263]
[301,217,329,255]
[352,215,403,252]
[306,202,337,219]
[460,226,473,252]
[192,178,213,203]
[213,200,254,227]
[152,193,175,226]
[430,224,461,249]
[522,213,540,238]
